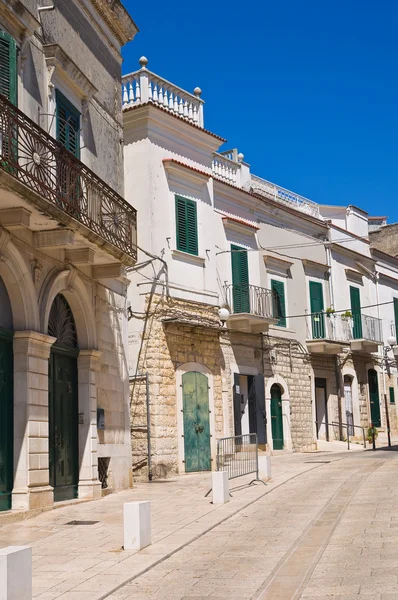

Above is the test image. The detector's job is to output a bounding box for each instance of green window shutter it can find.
[389,386,395,404]
[350,286,363,339]
[271,280,286,327]
[231,245,249,313]
[0,31,17,105]
[394,298,398,343]
[309,281,325,338]
[56,90,80,158]
[175,196,198,255]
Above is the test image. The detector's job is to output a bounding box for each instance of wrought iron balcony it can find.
[0,95,137,262]
[306,312,352,354]
[224,283,277,333]
[350,313,383,353]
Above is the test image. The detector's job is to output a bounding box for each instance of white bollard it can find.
[0,546,32,600]
[258,454,272,481]
[212,470,229,504]
[123,501,151,550]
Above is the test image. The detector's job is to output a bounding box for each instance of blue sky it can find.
[122,1,398,222]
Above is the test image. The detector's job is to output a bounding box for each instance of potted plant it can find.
[326,307,335,318]
[366,426,378,442]
[341,310,352,320]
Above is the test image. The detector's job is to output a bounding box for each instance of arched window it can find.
[48,294,77,349]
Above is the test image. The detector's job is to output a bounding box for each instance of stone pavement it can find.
[106,449,398,600]
[0,451,339,600]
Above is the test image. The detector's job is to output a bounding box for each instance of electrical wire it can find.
[284,300,394,320]
[215,236,360,256]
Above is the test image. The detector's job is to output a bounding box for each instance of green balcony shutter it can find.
[394,298,398,343]
[231,245,249,313]
[309,281,325,338]
[0,31,17,105]
[389,386,395,404]
[271,280,286,327]
[56,91,80,158]
[175,196,198,255]
[350,286,362,339]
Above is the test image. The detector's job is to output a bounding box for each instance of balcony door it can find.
[309,281,325,339]
[350,286,363,339]
[231,245,250,313]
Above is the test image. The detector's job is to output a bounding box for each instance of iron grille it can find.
[98,457,111,489]
[0,95,137,260]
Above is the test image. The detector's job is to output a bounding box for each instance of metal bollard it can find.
[372,424,376,451]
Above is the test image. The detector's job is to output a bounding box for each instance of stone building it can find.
[0,0,137,512]
[123,59,398,480]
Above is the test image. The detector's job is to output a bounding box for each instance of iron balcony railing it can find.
[224,283,275,319]
[352,313,383,343]
[0,95,137,260]
[307,312,353,342]
[307,311,382,344]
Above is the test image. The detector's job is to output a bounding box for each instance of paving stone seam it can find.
[252,459,383,600]
[98,460,343,600]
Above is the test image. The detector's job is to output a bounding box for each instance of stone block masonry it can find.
[130,294,318,480]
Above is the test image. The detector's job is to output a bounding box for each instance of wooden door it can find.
[350,286,363,339]
[315,378,328,441]
[0,334,13,511]
[368,369,381,427]
[309,281,325,338]
[270,384,284,450]
[49,350,78,501]
[182,372,211,472]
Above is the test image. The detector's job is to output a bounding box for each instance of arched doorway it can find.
[0,276,13,511]
[270,384,284,450]
[368,369,381,428]
[48,294,79,501]
[182,372,211,472]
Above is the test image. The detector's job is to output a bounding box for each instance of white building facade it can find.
[123,59,398,479]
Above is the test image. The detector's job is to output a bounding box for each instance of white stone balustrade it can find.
[212,152,241,185]
[122,57,204,128]
[251,174,321,219]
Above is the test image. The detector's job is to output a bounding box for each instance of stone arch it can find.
[39,268,97,350]
[175,362,216,474]
[0,235,39,330]
[265,375,292,452]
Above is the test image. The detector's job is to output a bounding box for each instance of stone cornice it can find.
[44,44,98,101]
[0,0,40,43]
[90,0,138,45]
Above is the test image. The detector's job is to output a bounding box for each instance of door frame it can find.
[265,375,292,452]
[176,363,215,474]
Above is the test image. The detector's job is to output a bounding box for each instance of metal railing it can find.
[224,283,275,319]
[307,312,353,342]
[251,174,321,219]
[216,433,259,481]
[0,95,137,260]
[315,420,366,449]
[352,313,382,343]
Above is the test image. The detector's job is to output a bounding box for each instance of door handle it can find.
[271,415,277,419]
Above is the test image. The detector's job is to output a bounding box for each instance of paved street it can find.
[1,446,398,599]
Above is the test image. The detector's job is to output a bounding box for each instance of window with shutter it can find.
[271,279,286,327]
[56,91,80,158]
[0,30,17,105]
[231,245,250,313]
[389,386,395,404]
[175,196,198,255]
[394,298,398,343]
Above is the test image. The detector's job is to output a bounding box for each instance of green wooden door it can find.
[182,372,211,472]
[350,286,362,339]
[231,245,250,313]
[49,350,78,502]
[368,369,381,428]
[270,384,284,450]
[0,334,13,511]
[309,281,325,338]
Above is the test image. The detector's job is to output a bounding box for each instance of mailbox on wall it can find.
[97,408,105,430]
